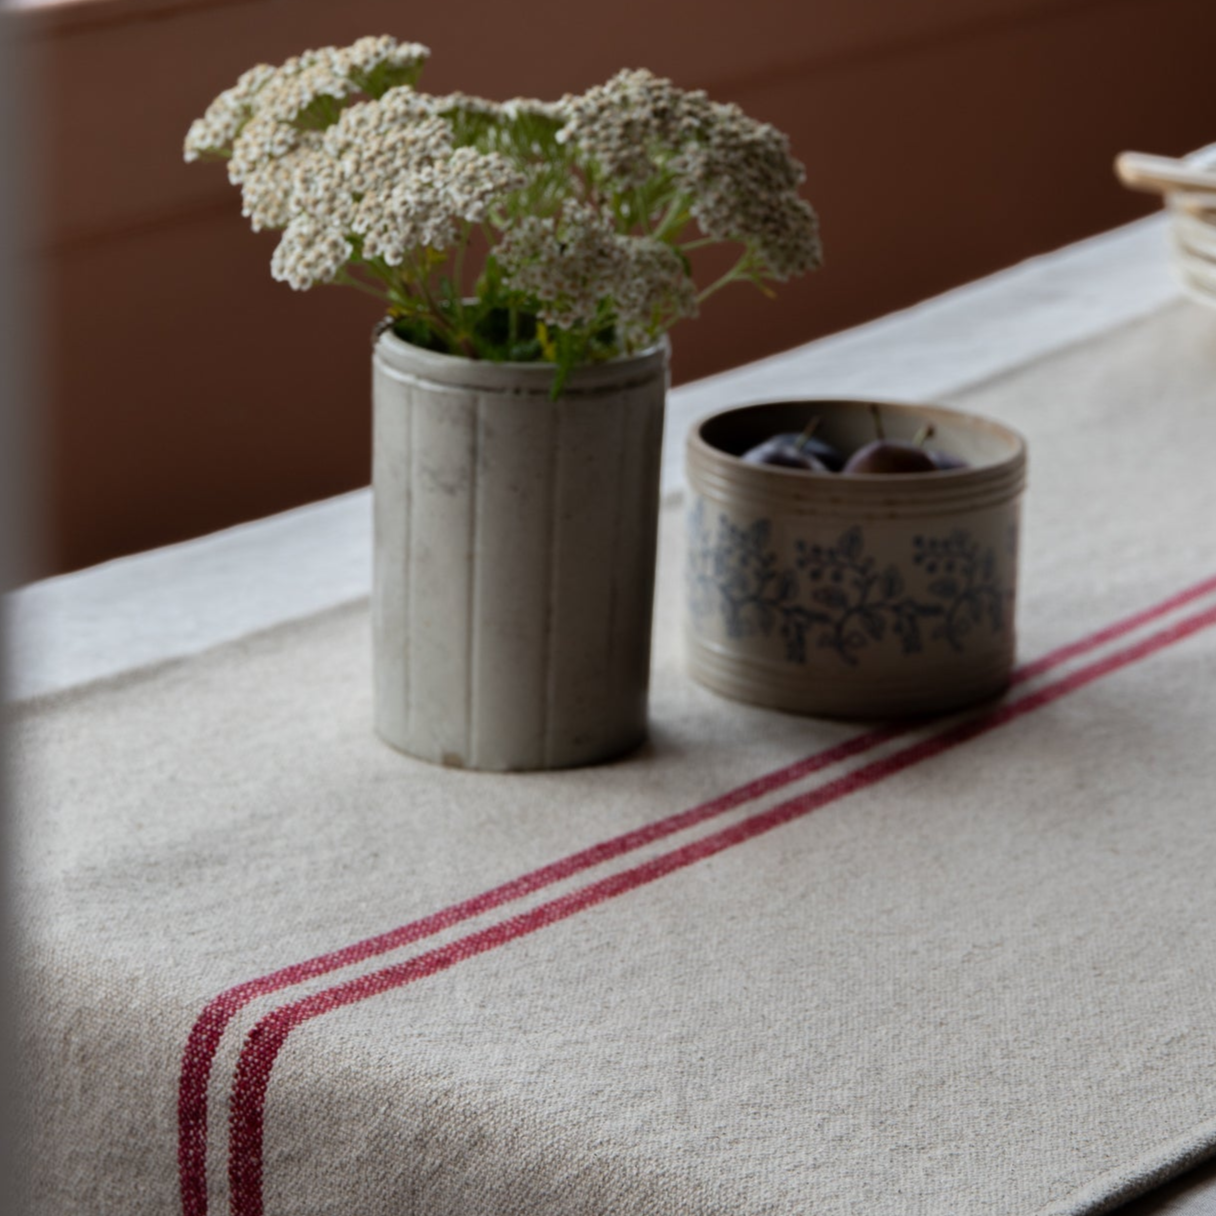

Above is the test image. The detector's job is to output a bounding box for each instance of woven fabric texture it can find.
[13,299,1216,1215]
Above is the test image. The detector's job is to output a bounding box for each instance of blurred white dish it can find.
[1166,145,1216,307]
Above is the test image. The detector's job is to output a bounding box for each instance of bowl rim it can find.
[688,396,1027,483]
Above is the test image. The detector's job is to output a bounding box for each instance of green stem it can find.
[365,252,461,347]
[631,187,652,235]
[361,262,430,320]
[418,268,474,357]
[334,270,391,304]
[360,257,405,292]
[451,223,471,332]
[696,249,755,304]
[653,194,691,242]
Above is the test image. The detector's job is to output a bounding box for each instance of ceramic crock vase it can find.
[372,331,668,771]
[685,399,1027,718]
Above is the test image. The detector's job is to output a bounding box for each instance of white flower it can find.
[496,201,620,329]
[270,215,351,290]
[435,91,501,120]
[321,89,447,195]
[353,146,523,265]
[183,64,276,162]
[557,68,707,187]
[496,204,696,343]
[671,101,821,278]
[557,70,820,280]
[313,90,525,265]
[283,147,355,231]
[183,37,431,169]
[500,97,566,123]
[239,140,323,231]
[329,36,429,83]
[614,236,698,343]
[232,84,525,272]
[187,40,820,341]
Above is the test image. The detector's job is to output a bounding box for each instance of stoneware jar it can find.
[372,330,668,771]
[685,398,1027,718]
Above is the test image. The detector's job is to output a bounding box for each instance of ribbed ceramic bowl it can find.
[685,398,1027,718]
[1167,143,1216,307]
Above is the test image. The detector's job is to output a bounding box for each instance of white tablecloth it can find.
[12,216,1216,1216]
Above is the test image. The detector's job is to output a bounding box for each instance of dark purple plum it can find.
[843,439,938,475]
[740,419,844,472]
[741,436,829,472]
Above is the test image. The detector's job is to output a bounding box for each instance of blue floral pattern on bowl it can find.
[687,502,1006,667]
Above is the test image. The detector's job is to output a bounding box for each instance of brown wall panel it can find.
[667,0,1214,384]
[46,211,381,572]
[29,0,1173,246]
[21,0,1216,573]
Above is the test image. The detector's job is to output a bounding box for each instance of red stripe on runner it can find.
[177,570,1216,1216]
[177,725,899,1215]
[1010,573,1216,684]
[225,599,1216,1216]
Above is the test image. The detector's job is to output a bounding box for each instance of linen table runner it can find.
[13,299,1216,1215]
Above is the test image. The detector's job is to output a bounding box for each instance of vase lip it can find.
[374,322,669,393]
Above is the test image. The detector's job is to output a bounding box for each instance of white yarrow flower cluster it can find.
[238,134,323,231]
[320,89,445,198]
[270,216,352,291]
[499,97,567,123]
[496,202,697,340]
[558,68,706,187]
[185,39,823,377]
[672,101,822,279]
[330,35,429,81]
[182,36,430,169]
[350,145,523,267]
[495,202,620,329]
[559,68,820,279]
[615,236,699,344]
[254,86,524,289]
[186,44,527,290]
[183,64,277,163]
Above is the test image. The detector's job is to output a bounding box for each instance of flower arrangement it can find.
[185,35,822,392]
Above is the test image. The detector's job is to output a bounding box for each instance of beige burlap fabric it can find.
[13,299,1216,1215]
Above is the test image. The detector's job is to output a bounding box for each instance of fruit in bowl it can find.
[741,406,969,476]
[740,420,845,471]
